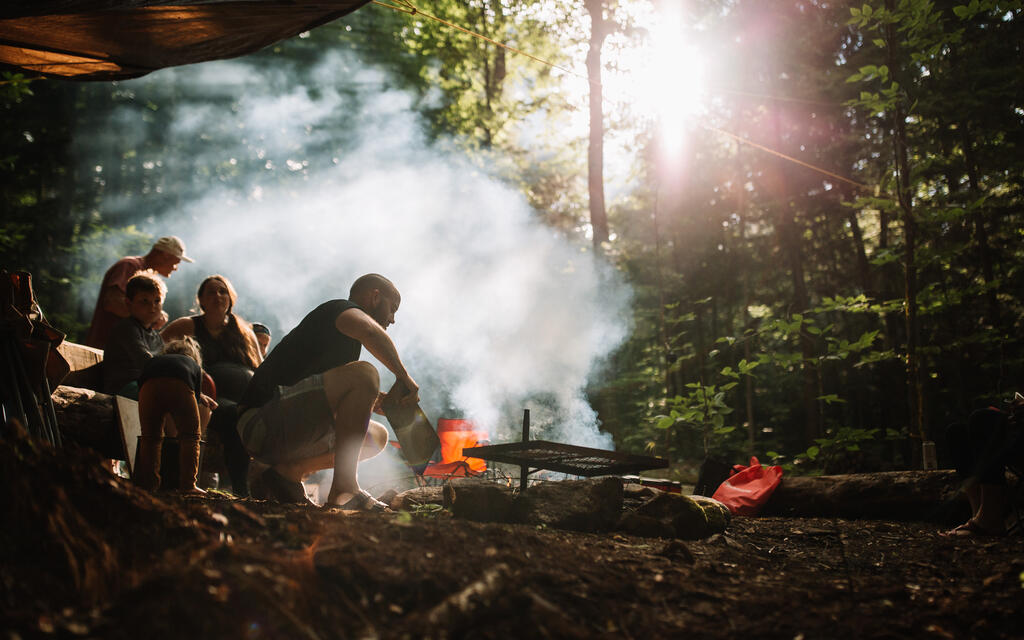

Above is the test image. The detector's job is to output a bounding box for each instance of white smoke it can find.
[74,48,632,487]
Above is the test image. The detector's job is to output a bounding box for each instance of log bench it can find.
[52,341,221,479]
[52,342,127,461]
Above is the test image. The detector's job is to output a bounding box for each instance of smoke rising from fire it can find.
[73,48,632,485]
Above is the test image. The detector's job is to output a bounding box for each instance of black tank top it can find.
[191,316,254,402]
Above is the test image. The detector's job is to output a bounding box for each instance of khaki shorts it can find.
[237,374,334,464]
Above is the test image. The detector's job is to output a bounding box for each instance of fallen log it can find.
[51,385,123,459]
[761,470,970,524]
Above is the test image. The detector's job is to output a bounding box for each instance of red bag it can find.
[711,456,783,516]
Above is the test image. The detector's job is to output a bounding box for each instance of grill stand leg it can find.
[519,409,530,494]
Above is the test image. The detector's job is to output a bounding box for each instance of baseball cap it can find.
[252,323,271,336]
[152,236,194,262]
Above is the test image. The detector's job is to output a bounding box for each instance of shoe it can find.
[326,489,393,513]
[251,468,311,505]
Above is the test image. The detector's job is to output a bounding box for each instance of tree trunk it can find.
[845,207,873,296]
[585,0,610,250]
[885,2,923,445]
[959,120,999,326]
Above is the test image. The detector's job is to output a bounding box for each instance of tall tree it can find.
[585,0,611,250]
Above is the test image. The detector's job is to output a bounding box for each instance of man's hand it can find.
[397,375,419,406]
[199,394,218,411]
[372,391,387,415]
[154,310,169,330]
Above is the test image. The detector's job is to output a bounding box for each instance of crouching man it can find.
[237,274,418,511]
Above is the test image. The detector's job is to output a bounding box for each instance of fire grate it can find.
[462,440,668,478]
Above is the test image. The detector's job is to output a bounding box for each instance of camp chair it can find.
[416,418,489,482]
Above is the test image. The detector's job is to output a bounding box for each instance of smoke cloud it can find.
[73,48,632,489]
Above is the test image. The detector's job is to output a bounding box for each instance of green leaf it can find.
[806,445,820,460]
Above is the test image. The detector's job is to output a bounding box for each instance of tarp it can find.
[0,1,370,81]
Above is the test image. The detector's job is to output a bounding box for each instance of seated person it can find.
[252,323,272,357]
[134,337,217,494]
[943,396,1024,537]
[86,235,190,349]
[162,275,261,496]
[162,274,261,401]
[102,272,167,396]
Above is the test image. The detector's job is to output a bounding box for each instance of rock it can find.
[623,482,660,499]
[633,493,710,540]
[616,512,676,539]
[376,488,399,508]
[692,495,731,534]
[516,477,623,533]
[671,503,709,540]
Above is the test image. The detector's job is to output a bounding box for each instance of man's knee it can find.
[324,360,379,394]
[367,421,388,450]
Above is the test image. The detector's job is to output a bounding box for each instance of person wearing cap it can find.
[85,236,193,349]
[252,323,271,357]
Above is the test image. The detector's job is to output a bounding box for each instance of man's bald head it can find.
[349,274,401,329]
[349,274,399,303]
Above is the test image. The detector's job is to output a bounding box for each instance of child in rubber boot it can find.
[134,336,217,494]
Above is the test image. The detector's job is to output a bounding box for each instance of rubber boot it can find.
[178,436,203,492]
[134,435,163,491]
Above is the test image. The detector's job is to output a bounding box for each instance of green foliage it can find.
[768,426,904,475]
[2,0,1023,479]
[0,72,34,103]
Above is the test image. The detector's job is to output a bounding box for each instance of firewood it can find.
[51,385,122,458]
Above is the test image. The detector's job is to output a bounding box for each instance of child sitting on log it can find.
[102,271,167,396]
[134,336,217,494]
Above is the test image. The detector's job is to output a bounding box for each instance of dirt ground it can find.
[2,429,1022,640]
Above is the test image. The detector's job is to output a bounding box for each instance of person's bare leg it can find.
[359,422,388,461]
[274,421,390,486]
[973,483,1008,532]
[318,362,380,505]
[965,481,981,518]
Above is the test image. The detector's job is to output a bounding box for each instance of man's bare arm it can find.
[335,308,418,400]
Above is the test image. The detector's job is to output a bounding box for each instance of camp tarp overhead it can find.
[0,1,371,81]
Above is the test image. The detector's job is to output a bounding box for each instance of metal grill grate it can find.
[462,440,668,477]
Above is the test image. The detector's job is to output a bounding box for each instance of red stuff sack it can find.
[711,456,783,516]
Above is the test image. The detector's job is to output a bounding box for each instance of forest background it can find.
[2,0,1022,480]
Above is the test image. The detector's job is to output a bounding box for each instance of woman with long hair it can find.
[163,274,262,495]
[162,274,261,396]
